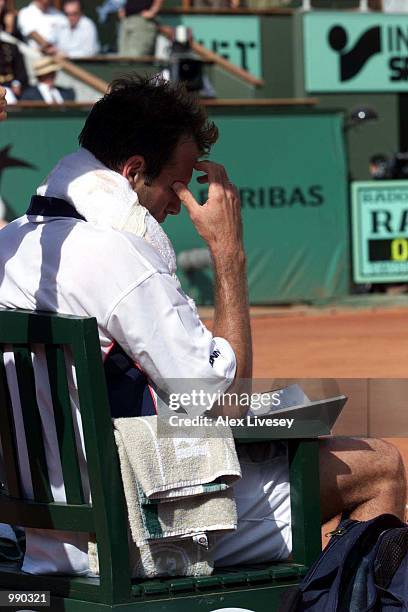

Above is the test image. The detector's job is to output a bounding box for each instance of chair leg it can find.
[288,439,322,567]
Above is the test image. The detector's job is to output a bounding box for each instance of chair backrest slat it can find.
[71,325,132,600]
[13,345,53,503]
[0,309,132,602]
[0,495,95,531]
[0,349,22,498]
[45,345,84,505]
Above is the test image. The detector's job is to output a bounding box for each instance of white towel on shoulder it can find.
[37,147,177,275]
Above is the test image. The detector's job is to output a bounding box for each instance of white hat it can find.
[33,57,61,77]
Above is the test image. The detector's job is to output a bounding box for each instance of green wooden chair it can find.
[0,309,324,611]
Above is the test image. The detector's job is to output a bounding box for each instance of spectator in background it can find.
[381,0,408,10]
[21,57,75,102]
[55,0,100,57]
[243,0,291,8]
[369,153,390,180]
[0,0,28,102]
[368,0,408,9]
[0,0,19,37]
[118,0,164,56]
[17,0,63,54]
[0,85,6,119]
[193,0,238,7]
[0,43,28,102]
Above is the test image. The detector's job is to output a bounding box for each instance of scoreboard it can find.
[351,181,408,283]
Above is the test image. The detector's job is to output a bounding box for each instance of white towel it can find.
[36,147,203,314]
[36,147,177,275]
[114,416,241,545]
[88,416,241,578]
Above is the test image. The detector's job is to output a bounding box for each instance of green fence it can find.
[1,106,349,304]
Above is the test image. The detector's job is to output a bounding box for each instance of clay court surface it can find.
[201,303,408,377]
[248,305,408,379]
[201,304,408,517]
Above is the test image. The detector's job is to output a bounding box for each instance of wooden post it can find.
[58,57,109,94]
[157,23,265,88]
[28,32,109,94]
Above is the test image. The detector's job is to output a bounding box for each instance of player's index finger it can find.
[172,182,200,211]
[194,160,211,172]
[194,162,230,200]
[195,160,229,182]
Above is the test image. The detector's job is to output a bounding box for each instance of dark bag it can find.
[279,513,408,612]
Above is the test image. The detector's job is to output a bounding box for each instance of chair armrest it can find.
[231,396,345,441]
[231,420,330,442]
[231,423,324,566]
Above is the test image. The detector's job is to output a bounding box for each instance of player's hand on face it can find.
[0,86,7,121]
[172,161,243,256]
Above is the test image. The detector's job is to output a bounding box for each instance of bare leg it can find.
[319,437,406,523]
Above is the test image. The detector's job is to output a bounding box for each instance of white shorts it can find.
[213,442,292,566]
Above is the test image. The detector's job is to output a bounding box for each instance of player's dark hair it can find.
[79,76,218,183]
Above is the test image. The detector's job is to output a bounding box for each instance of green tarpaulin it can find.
[1,107,349,304]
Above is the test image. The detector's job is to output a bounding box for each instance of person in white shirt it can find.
[21,56,75,103]
[382,0,408,10]
[55,0,100,57]
[0,86,21,559]
[17,0,64,54]
[368,0,408,9]
[0,76,405,576]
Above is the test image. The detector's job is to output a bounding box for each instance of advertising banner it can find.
[163,15,262,77]
[304,12,408,92]
[1,109,349,304]
[166,111,350,304]
[352,180,408,283]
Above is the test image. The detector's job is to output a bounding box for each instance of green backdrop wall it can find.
[1,107,349,304]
